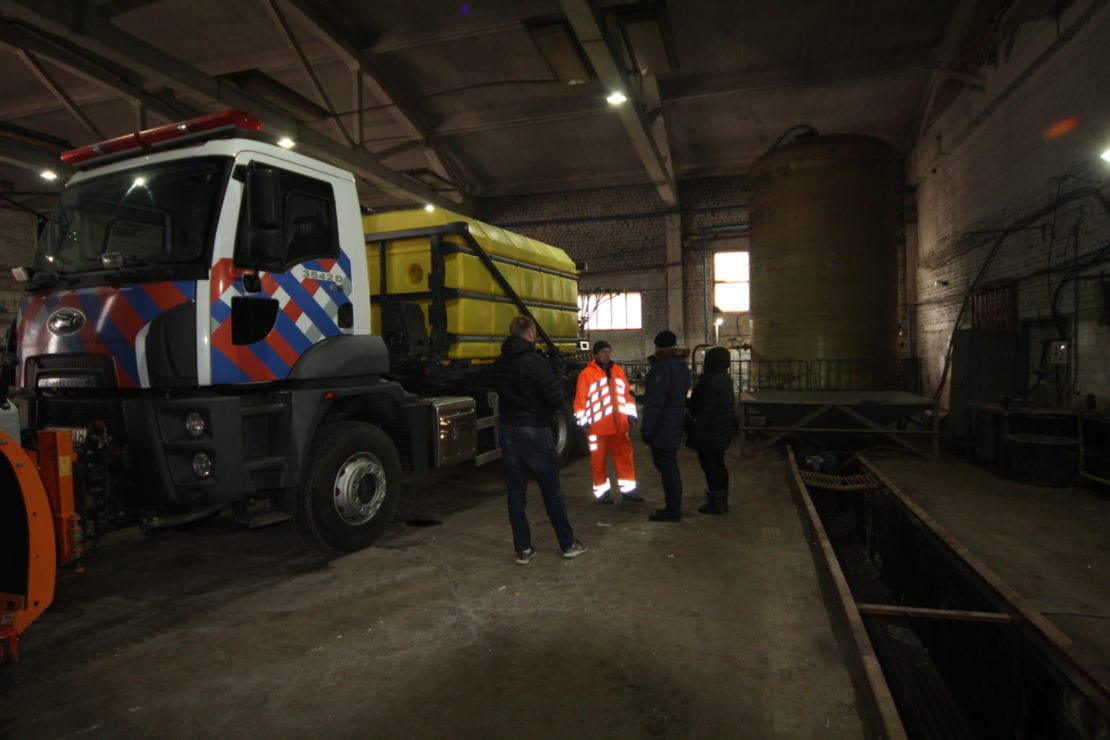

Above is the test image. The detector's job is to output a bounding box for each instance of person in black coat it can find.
[640,330,691,522]
[686,346,737,514]
[494,316,587,563]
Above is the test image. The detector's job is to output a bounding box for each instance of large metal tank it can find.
[748,135,900,361]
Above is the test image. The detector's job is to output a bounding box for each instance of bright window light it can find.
[578,291,642,331]
[606,91,627,105]
[40,170,57,181]
[714,251,750,312]
[277,137,296,149]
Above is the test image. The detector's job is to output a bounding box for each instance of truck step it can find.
[243,456,287,473]
[240,403,286,417]
[232,500,291,530]
[474,449,502,465]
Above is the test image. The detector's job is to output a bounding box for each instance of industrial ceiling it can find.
[0,0,984,215]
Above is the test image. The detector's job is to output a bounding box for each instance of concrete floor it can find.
[1,421,1107,738]
[2,440,863,738]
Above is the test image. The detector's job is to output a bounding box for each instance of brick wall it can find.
[908,0,1110,409]
[481,175,749,362]
[0,207,36,333]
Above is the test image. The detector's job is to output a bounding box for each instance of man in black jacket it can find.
[640,330,692,522]
[493,316,587,564]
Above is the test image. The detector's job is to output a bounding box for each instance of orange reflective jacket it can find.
[573,359,638,435]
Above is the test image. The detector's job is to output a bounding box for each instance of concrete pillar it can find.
[665,213,684,341]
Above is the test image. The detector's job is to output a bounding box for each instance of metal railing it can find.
[738,358,922,393]
[619,357,922,395]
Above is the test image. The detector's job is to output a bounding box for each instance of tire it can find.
[289,422,402,554]
[551,407,586,467]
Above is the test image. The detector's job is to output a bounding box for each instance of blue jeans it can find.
[650,446,683,515]
[500,424,575,554]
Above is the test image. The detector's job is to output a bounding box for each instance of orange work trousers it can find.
[588,432,637,499]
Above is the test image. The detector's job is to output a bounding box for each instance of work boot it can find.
[648,508,681,522]
[697,489,729,515]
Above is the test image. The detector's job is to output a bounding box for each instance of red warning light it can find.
[1043,116,1080,140]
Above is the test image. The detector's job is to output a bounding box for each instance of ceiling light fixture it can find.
[424,204,435,212]
[277,137,296,149]
[606,91,627,105]
[40,170,57,181]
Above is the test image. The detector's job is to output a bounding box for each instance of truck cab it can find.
[10,111,435,552]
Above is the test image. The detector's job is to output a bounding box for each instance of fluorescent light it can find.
[277,137,296,149]
[606,91,627,105]
[424,204,435,212]
[1101,147,1110,163]
[40,170,57,181]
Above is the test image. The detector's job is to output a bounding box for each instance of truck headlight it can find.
[192,452,213,478]
[184,412,206,437]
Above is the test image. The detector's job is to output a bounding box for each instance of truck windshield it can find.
[34,157,230,276]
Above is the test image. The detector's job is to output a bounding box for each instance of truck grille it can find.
[26,355,117,389]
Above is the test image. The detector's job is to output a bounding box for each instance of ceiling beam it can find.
[0,138,70,175]
[559,0,677,205]
[98,0,161,18]
[0,20,195,123]
[0,0,469,211]
[15,50,106,139]
[279,0,472,201]
[263,0,357,148]
[914,0,980,141]
[426,52,935,140]
[358,0,554,54]
[659,50,938,102]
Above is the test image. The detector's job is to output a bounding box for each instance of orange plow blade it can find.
[0,430,58,664]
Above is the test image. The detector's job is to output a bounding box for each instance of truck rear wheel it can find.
[289,422,401,553]
[551,407,586,466]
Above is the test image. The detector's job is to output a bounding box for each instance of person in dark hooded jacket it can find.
[686,346,736,514]
[493,316,587,564]
[640,330,691,522]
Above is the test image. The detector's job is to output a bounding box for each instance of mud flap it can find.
[0,431,56,664]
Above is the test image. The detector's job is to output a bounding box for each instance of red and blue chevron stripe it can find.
[209,255,353,383]
[17,282,194,388]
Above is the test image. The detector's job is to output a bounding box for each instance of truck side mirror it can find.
[249,230,283,270]
[238,166,284,270]
[249,167,281,229]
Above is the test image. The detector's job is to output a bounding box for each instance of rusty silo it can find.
[748,134,900,363]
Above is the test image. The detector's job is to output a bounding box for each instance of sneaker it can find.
[515,547,535,565]
[595,492,614,506]
[621,491,645,503]
[562,540,588,559]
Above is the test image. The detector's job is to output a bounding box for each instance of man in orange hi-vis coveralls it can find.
[573,340,644,505]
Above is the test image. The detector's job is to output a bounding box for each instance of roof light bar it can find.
[60,110,264,166]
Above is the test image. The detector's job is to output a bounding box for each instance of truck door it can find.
[210,161,355,383]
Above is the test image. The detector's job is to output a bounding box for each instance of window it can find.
[714,251,749,312]
[578,291,642,330]
[235,165,339,271]
[35,158,230,274]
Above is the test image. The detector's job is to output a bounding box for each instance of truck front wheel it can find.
[289,422,402,553]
